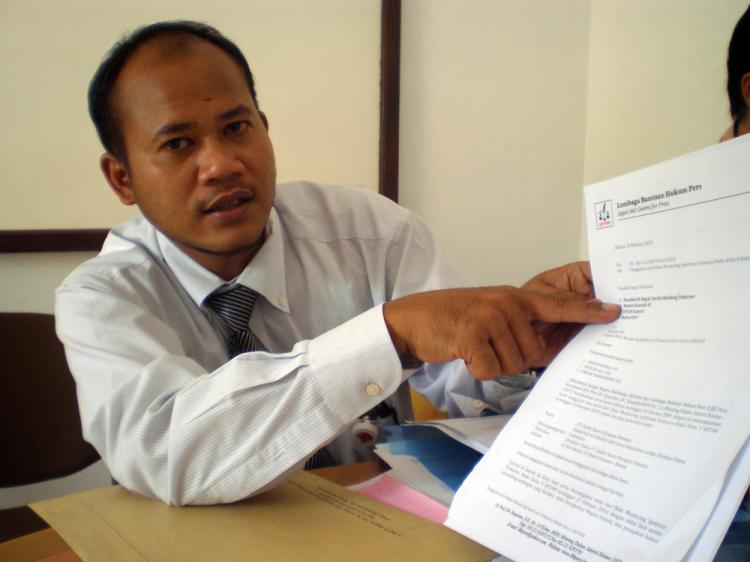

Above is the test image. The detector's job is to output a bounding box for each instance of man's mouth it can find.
[205,190,253,213]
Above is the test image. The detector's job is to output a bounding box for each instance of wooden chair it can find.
[0,312,99,542]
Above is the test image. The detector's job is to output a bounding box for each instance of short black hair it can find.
[727,6,750,127]
[88,20,259,161]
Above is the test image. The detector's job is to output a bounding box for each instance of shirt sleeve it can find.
[56,275,403,506]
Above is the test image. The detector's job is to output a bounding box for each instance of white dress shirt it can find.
[56,181,529,505]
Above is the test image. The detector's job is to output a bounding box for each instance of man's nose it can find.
[197,139,244,184]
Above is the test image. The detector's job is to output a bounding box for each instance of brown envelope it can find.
[31,471,495,561]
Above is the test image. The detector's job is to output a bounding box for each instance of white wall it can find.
[0,253,95,313]
[0,0,380,231]
[399,1,747,284]
[579,0,749,256]
[583,0,748,186]
[0,0,382,315]
[400,0,592,286]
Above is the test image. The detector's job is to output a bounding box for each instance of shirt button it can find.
[365,383,382,397]
[278,297,287,307]
[472,399,485,410]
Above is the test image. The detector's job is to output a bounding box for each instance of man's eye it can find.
[162,138,190,151]
[225,121,249,135]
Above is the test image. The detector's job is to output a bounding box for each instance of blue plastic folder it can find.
[381,424,482,492]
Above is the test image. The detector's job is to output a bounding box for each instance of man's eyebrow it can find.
[154,121,197,138]
[152,106,252,139]
[218,105,252,121]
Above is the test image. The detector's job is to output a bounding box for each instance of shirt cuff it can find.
[309,304,403,423]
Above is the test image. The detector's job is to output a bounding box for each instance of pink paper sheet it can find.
[355,474,449,524]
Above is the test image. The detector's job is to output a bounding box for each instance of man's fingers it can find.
[464,339,503,380]
[525,291,620,325]
[537,323,585,365]
[504,302,544,366]
[522,261,594,296]
[489,328,525,376]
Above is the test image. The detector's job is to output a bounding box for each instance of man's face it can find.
[103,37,276,278]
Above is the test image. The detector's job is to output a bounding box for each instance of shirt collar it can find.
[157,207,290,313]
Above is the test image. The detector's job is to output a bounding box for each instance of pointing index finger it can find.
[523,291,621,325]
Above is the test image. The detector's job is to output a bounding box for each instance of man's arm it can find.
[56,270,405,507]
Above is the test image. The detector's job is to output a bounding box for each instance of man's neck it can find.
[736,116,750,138]
[176,237,264,281]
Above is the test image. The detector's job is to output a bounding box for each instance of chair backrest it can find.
[0,312,99,486]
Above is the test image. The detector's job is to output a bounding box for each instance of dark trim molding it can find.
[0,230,109,253]
[0,1,402,253]
[378,0,401,203]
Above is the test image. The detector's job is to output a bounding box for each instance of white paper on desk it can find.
[446,135,750,562]
[413,415,512,454]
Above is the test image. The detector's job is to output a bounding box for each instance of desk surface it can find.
[0,461,388,562]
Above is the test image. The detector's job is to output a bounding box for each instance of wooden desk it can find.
[0,461,388,562]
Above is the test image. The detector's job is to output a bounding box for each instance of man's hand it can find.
[383,262,619,380]
[522,261,602,365]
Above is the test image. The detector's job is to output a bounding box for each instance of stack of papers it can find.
[416,414,512,454]
[350,472,450,524]
[373,415,511,506]
[447,136,750,562]
[375,424,481,506]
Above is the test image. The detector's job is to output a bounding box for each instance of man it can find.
[56,21,619,506]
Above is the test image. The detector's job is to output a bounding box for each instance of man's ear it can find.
[259,111,270,132]
[741,72,750,109]
[100,153,136,205]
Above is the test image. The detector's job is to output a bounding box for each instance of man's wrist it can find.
[382,300,409,357]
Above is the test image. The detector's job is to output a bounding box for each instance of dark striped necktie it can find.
[205,285,266,356]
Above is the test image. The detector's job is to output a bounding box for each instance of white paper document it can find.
[446,136,750,562]
[414,415,512,453]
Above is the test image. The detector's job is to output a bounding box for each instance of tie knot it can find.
[205,285,259,334]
